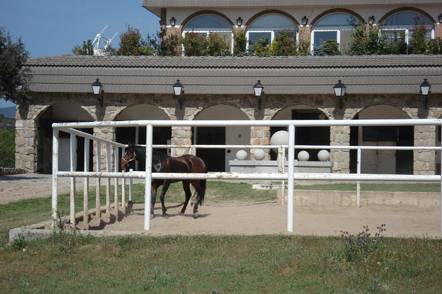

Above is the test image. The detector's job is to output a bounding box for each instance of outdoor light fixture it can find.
[91,78,104,106]
[420,78,431,109]
[438,13,442,23]
[333,80,346,108]
[236,17,243,27]
[368,16,376,25]
[254,80,264,110]
[301,16,308,26]
[173,79,184,109]
[169,17,176,27]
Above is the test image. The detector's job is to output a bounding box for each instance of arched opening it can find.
[271,105,330,161]
[182,12,233,55]
[192,105,250,172]
[350,105,413,174]
[36,103,94,173]
[311,10,363,55]
[380,8,435,49]
[114,104,171,170]
[246,11,299,51]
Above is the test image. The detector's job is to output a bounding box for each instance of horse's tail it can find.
[198,179,206,206]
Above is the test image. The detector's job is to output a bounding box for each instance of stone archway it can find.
[35,103,94,173]
[350,105,413,174]
[193,105,250,172]
[114,104,171,170]
[271,104,330,161]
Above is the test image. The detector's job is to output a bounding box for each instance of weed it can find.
[11,234,27,251]
[341,224,386,262]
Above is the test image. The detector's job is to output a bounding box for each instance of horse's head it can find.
[121,145,137,171]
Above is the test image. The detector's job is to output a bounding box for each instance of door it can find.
[195,127,225,172]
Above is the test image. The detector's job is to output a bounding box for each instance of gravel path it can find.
[0,174,71,204]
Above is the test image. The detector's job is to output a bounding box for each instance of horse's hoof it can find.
[193,213,199,219]
[150,214,155,219]
[162,213,169,218]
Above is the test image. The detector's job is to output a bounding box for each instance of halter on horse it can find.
[121,145,207,218]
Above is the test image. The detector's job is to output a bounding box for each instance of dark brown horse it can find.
[121,145,207,218]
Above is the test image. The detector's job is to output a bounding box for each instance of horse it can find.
[120,145,207,218]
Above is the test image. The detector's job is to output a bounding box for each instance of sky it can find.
[0,0,160,108]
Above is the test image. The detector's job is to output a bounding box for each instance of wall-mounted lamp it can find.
[368,16,376,26]
[301,16,308,26]
[91,78,104,107]
[420,78,431,109]
[170,17,176,27]
[253,80,264,110]
[333,80,346,108]
[236,17,243,27]
[173,79,184,109]
[438,13,442,23]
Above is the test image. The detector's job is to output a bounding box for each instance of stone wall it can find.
[16,92,442,175]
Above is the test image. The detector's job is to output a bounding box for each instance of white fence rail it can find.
[51,119,442,234]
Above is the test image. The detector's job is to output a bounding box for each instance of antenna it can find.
[92,26,118,56]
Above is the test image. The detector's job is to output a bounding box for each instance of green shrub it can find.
[315,40,341,56]
[250,38,271,57]
[233,30,247,56]
[297,39,310,56]
[427,38,442,54]
[11,234,26,251]
[207,33,230,56]
[0,128,14,167]
[270,32,297,56]
[411,26,428,54]
[183,33,208,56]
[159,30,180,56]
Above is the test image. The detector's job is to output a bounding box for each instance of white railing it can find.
[51,119,442,234]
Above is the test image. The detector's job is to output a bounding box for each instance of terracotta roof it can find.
[26,55,442,95]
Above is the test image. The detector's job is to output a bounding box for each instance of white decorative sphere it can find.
[297,150,310,161]
[317,150,330,161]
[254,149,266,161]
[235,150,248,160]
[270,130,289,146]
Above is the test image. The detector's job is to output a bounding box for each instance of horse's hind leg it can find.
[191,180,206,219]
[159,181,171,216]
[150,184,158,218]
[181,180,192,214]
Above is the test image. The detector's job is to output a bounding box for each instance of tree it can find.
[410,25,428,54]
[183,33,208,56]
[72,39,94,55]
[270,32,297,56]
[207,33,230,56]
[0,28,28,104]
[233,30,247,56]
[315,40,340,56]
[118,26,158,56]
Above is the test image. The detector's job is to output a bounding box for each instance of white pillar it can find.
[95,141,102,219]
[144,124,153,231]
[51,128,59,229]
[105,143,111,217]
[69,134,77,226]
[287,124,295,233]
[83,138,90,229]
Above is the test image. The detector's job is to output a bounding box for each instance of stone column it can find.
[93,127,115,171]
[435,23,442,39]
[414,125,436,175]
[250,126,270,159]
[15,119,37,172]
[330,126,350,173]
[298,26,311,54]
[171,126,192,156]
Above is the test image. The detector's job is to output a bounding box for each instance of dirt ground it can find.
[98,201,440,238]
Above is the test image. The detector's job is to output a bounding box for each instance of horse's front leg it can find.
[150,184,158,218]
[159,181,171,217]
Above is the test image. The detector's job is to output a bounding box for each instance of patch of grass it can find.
[0,235,441,292]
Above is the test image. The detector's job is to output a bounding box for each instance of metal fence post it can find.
[70,134,77,226]
[144,124,153,231]
[287,124,295,233]
[51,128,59,229]
[357,147,361,208]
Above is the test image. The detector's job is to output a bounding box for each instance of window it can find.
[182,14,233,54]
[311,12,361,55]
[246,13,298,49]
[380,10,434,45]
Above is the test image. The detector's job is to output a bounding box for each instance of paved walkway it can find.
[0,173,71,204]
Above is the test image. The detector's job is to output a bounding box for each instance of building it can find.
[17,0,442,175]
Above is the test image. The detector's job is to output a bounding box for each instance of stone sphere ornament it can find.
[235,150,248,160]
[270,130,289,146]
[254,149,266,161]
[317,150,330,161]
[297,150,310,161]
